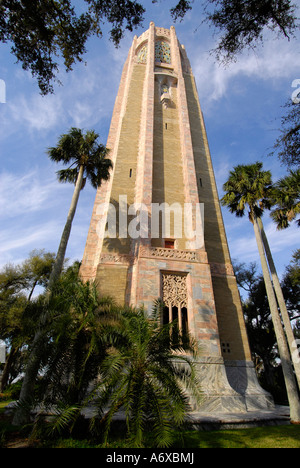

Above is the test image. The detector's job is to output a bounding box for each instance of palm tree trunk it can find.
[13,166,85,426]
[0,344,19,392]
[48,165,84,289]
[257,217,300,390]
[12,330,44,426]
[252,215,300,422]
[27,279,38,302]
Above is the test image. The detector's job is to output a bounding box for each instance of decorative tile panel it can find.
[155,41,171,64]
[137,44,148,63]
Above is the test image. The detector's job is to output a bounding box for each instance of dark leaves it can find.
[221,162,273,222]
[203,0,298,62]
[47,127,113,189]
[0,0,145,94]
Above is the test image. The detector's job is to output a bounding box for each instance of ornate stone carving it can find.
[162,273,187,308]
[140,246,198,262]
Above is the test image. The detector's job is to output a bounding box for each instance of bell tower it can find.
[80,23,273,412]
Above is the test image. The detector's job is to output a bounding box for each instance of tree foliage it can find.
[203,0,298,62]
[4,259,200,445]
[48,127,112,190]
[235,252,300,401]
[91,302,201,447]
[271,169,300,229]
[272,101,300,168]
[47,127,112,287]
[1,0,298,94]
[281,249,300,334]
[233,259,295,403]
[0,0,91,95]
[220,161,273,222]
[0,0,145,94]
[28,280,200,446]
[0,250,56,391]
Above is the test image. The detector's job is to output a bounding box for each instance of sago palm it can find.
[35,270,118,410]
[47,127,113,288]
[15,262,118,428]
[92,303,201,447]
[221,162,300,423]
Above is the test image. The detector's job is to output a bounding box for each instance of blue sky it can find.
[0,0,299,285]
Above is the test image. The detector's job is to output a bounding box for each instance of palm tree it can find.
[30,300,201,447]
[47,127,113,289]
[34,268,118,410]
[271,169,300,230]
[221,162,300,423]
[91,303,201,447]
[13,129,112,426]
[257,218,300,390]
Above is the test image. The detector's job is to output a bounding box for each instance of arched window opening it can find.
[161,273,189,334]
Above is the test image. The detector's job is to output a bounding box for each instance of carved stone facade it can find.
[162,273,188,309]
[140,246,200,262]
[80,23,274,413]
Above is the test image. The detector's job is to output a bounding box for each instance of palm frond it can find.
[56,168,78,184]
[47,127,112,189]
[270,169,300,229]
[46,404,82,436]
[221,161,273,222]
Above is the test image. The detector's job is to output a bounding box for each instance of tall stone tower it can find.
[80,23,273,412]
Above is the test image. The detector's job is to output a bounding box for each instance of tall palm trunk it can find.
[252,214,300,422]
[0,345,19,392]
[48,165,84,289]
[13,166,84,426]
[257,217,300,389]
[12,330,45,425]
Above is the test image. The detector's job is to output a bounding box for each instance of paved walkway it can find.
[80,405,291,430]
[6,401,291,431]
[187,406,291,430]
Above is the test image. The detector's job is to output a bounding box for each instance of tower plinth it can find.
[80,24,273,412]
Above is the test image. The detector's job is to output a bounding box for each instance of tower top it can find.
[132,23,191,74]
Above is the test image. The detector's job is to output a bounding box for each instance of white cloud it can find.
[0,169,71,268]
[8,94,63,131]
[1,49,118,136]
[0,168,95,269]
[0,221,58,253]
[0,170,68,219]
[0,221,60,268]
[192,34,299,105]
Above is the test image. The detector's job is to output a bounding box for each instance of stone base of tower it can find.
[224,360,275,411]
[191,358,274,413]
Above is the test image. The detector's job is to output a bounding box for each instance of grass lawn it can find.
[40,425,300,448]
[28,425,300,448]
[174,425,300,448]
